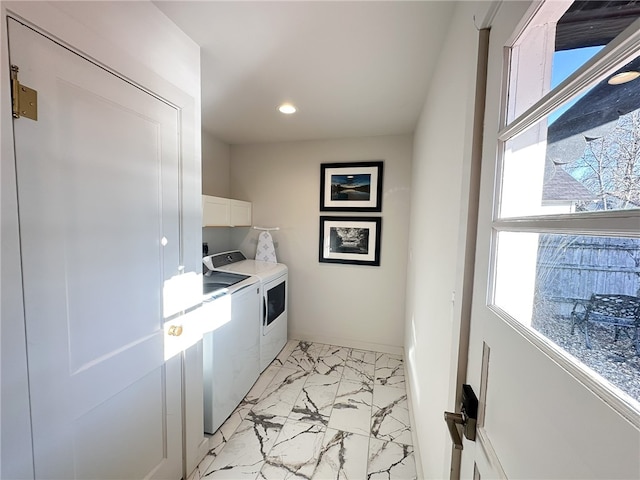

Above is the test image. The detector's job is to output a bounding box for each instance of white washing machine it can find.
[206,251,288,372]
[200,270,261,434]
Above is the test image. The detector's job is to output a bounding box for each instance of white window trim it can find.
[499,16,640,142]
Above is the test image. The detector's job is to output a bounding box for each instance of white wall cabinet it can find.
[230,199,252,226]
[203,195,252,227]
[203,195,230,225]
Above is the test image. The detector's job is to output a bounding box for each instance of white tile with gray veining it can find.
[252,367,310,416]
[342,356,375,385]
[203,411,287,479]
[328,379,373,436]
[207,405,246,459]
[283,341,324,372]
[314,345,349,376]
[290,373,340,426]
[367,438,417,480]
[259,420,326,479]
[371,384,413,446]
[196,340,417,480]
[247,364,281,401]
[349,348,376,365]
[312,428,369,480]
[375,352,406,389]
[269,339,299,368]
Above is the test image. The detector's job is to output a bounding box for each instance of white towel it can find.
[256,231,277,263]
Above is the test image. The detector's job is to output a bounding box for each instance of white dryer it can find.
[208,251,288,372]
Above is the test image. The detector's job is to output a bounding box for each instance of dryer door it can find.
[261,274,288,371]
[264,277,286,331]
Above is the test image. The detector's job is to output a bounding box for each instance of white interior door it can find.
[460,2,640,479]
[9,18,183,479]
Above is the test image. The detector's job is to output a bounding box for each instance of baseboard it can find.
[289,331,404,355]
[404,354,425,480]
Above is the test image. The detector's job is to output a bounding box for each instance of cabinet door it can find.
[230,199,252,226]
[203,195,230,226]
[10,18,182,479]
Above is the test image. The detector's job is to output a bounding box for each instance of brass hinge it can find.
[11,65,38,121]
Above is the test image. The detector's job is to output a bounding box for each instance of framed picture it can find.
[320,161,383,212]
[319,216,382,266]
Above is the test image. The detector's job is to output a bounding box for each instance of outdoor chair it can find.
[570,293,640,355]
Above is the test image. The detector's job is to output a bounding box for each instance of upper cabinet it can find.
[229,199,252,227]
[202,195,252,227]
[202,195,229,226]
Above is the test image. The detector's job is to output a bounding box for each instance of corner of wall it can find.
[201,130,231,198]
[404,2,485,478]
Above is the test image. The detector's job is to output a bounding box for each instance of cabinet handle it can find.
[168,325,183,337]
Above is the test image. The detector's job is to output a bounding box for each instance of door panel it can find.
[482,319,639,479]
[461,2,640,479]
[9,18,182,479]
[72,364,179,479]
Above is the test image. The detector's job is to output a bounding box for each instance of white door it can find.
[460,2,640,478]
[9,18,183,479]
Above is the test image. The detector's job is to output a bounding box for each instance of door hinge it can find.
[11,65,38,121]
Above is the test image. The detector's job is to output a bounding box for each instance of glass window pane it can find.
[507,2,640,122]
[500,52,640,218]
[494,231,640,405]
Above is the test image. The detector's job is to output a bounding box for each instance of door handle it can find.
[444,412,464,450]
[263,297,267,326]
[168,325,183,336]
[444,384,478,450]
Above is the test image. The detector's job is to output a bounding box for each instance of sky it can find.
[331,174,371,188]
[548,45,604,124]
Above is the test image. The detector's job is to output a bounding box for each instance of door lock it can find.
[444,384,478,450]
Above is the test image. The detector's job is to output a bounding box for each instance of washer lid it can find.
[215,259,287,280]
[203,271,250,293]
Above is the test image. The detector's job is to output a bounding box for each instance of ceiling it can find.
[154,1,456,145]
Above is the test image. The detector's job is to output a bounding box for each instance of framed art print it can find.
[319,216,381,266]
[320,161,383,212]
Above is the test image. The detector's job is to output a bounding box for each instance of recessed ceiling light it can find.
[278,103,297,114]
[607,71,640,85]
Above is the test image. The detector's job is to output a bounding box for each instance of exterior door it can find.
[9,18,182,479]
[460,2,640,478]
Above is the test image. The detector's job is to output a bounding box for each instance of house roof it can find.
[556,1,640,51]
[546,54,640,153]
[543,47,640,202]
[543,162,595,202]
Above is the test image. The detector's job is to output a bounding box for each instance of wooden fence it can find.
[534,235,640,318]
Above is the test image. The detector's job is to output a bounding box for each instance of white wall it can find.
[404,3,485,478]
[230,135,412,352]
[202,130,231,197]
[201,130,234,253]
[1,2,201,478]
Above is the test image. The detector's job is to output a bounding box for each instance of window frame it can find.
[489,10,640,426]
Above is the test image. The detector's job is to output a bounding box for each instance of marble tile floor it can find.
[189,340,417,480]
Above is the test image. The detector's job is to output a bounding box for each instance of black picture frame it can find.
[319,216,382,266]
[320,161,383,212]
